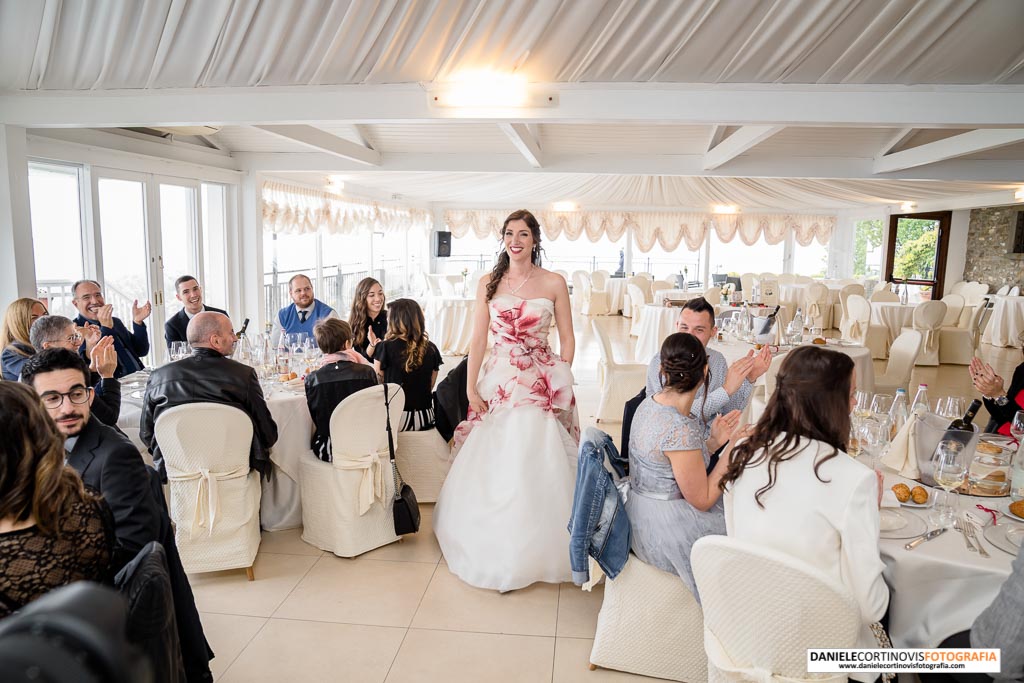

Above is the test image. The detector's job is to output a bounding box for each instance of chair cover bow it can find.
[168,465,249,538]
[334,449,387,514]
[704,626,847,683]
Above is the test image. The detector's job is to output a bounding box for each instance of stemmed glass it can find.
[859,419,889,472]
[931,440,967,528]
[169,341,190,362]
[1010,411,1024,445]
[870,393,894,415]
[853,391,872,419]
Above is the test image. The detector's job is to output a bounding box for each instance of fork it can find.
[966,522,991,558]
[955,518,977,553]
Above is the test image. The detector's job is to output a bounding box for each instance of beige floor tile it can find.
[274,556,436,627]
[553,637,663,682]
[359,512,442,564]
[385,628,554,683]
[556,582,604,638]
[198,612,267,681]
[189,552,319,617]
[411,563,559,636]
[258,527,324,557]
[219,618,405,683]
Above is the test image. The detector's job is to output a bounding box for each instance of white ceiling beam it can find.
[876,127,917,157]
[28,128,240,170]
[703,126,785,170]
[254,124,380,166]
[706,125,728,153]
[907,190,1024,213]
[233,151,1024,182]
[874,128,1024,173]
[497,122,543,168]
[5,84,1024,127]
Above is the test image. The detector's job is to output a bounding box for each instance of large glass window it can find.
[322,230,372,316]
[853,219,884,279]
[885,212,951,300]
[97,178,151,319]
[544,235,623,274]
[793,240,829,278]
[633,240,701,282]
[262,231,317,324]
[159,183,198,304]
[708,234,785,279]
[28,163,85,317]
[201,183,228,309]
[446,231,499,275]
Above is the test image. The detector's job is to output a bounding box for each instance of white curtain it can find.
[445,209,834,252]
[262,182,431,236]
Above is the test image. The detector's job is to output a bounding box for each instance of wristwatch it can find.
[984,393,1010,406]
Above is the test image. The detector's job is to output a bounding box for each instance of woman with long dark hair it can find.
[348,277,387,360]
[722,345,888,659]
[374,298,442,431]
[626,332,742,598]
[0,382,114,617]
[434,209,579,591]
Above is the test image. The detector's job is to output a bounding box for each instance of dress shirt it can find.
[270,303,338,345]
[645,347,753,426]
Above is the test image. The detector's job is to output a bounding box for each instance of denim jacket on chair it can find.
[568,427,631,585]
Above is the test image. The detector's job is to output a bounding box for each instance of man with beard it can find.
[270,273,338,345]
[71,279,151,378]
[164,275,229,349]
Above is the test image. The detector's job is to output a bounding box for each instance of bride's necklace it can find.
[506,265,535,295]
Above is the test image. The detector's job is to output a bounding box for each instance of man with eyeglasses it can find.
[71,279,151,378]
[29,314,122,425]
[21,348,215,682]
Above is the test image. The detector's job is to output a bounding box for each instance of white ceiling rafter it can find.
[876,128,917,157]
[703,126,785,170]
[253,124,381,166]
[873,128,1024,173]
[497,122,544,168]
[706,125,728,153]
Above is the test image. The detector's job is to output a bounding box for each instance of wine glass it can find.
[858,419,888,472]
[853,390,872,419]
[931,440,967,528]
[870,393,893,415]
[169,341,188,362]
[1010,411,1024,445]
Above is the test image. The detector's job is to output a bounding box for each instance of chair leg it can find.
[246,566,255,582]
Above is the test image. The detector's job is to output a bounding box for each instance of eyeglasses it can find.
[66,333,83,343]
[39,386,91,409]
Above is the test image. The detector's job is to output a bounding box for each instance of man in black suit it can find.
[142,311,278,479]
[164,275,229,349]
[22,348,215,683]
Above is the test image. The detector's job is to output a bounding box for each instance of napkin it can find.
[880,415,921,479]
[880,490,900,508]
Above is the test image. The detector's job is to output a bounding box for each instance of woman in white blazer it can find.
[720,345,888,662]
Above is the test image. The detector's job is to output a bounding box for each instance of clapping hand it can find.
[747,344,773,382]
[724,352,756,395]
[970,357,1003,397]
[96,304,115,328]
[81,322,102,354]
[367,326,380,346]
[132,299,152,324]
[709,410,742,451]
[90,335,118,379]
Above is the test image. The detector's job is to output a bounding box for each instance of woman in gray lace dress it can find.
[626,332,742,598]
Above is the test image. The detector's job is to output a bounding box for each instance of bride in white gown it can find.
[434,209,579,591]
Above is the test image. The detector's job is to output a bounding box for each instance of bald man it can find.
[140,312,278,479]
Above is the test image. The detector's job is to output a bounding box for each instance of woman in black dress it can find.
[374,298,443,431]
[349,277,387,361]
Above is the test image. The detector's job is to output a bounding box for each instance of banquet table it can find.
[871,301,917,346]
[872,464,1017,649]
[424,296,475,355]
[710,337,874,394]
[426,273,465,297]
[981,295,1024,347]
[779,282,843,311]
[602,277,628,313]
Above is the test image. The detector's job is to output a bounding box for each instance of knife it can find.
[904,527,947,551]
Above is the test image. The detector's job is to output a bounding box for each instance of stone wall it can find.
[962,206,1024,288]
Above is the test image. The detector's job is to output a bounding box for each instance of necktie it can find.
[299,311,307,323]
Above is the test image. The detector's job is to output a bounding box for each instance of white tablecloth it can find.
[634,305,682,363]
[779,282,843,310]
[602,278,628,313]
[871,301,917,346]
[426,273,465,297]
[982,295,1024,347]
[875,466,1015,648]
[710,339,874,394]
[658,289,705,303]
[424,296,475,355]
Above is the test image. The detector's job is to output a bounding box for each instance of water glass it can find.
[1010,411,1024,444]
[870,393,894,415]
[931,440,967,528]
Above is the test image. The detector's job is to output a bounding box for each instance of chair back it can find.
[635,271,654,281]
[777,273,796,285]
[844,294,871,344]
[651,280,673,297]
[839,283,865,307]
[155,403,253,475]
[740,273,756,295]
[1010,286,1021,297]
[466,268,489,295]
[591,318,621,369]
[571,270,589,292]
[626,275,650,299]
[949,280,967,295]
[703,286,722,305]
[712,273,728,286]
[996,284,1010,296]
[940,293,965,326]
[591,270,610,291]
[691,536,860,682]
[329,384,405,461]
[870,289,900,303]
[626,283,648,317]
[913,300,946,331]
[425,275,444,296]
[838,278,859,286]
[962,282,990,307]
[885,330,923,388]
[878,281,893,292]
[792,275,813,284]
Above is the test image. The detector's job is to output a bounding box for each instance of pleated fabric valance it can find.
[262,182,431,235]
[444,210,834,252]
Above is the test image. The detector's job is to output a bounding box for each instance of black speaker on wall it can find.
[435,231,452,258]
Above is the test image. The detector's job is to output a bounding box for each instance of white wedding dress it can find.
[434,295,580,591]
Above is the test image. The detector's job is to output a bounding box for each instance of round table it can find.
[981,295,1024,348]
[424,296,475,355]
[603,278,628,313]
[871,301,917,346]
[779,282,843,311]
[634,305,682,363]
[710,338,875,394]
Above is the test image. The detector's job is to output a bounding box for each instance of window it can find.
[885,212,951,299]
[543,235,623,274]
[322,230,372,315]
[263,231,317,323]
[159,183,198,302]
[96,178,150,318]
[28,162,85,317]
[201,183,228,308]
[793,240,829,278]
[708,233,784,278]
[633,239,701,282]
[853,219,884,279]
[446,231,499,275]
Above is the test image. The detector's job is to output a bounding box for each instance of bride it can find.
[434,209,579,591]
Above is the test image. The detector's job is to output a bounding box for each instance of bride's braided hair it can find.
[659,332,710,420]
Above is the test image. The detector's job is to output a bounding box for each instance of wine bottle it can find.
[947,399,982,432]
[237,317,250,337]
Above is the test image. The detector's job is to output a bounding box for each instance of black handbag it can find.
[384,383,420,535]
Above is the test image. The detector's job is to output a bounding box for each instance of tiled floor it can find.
[193,313,1019,682]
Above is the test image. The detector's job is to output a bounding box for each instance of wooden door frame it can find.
[884,211,952,298]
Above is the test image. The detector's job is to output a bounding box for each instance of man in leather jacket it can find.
[140,311,278,479]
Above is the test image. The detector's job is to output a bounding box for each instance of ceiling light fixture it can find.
[900,201,917,212]
[552,200,577,212]
[429,70,557,108]
[712,205,739,214]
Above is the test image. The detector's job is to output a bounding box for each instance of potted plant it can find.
[919,285,932,301]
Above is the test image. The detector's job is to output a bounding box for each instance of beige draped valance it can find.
[262,181,431,235]
[444,209,834,251]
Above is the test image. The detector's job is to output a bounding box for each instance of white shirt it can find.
[270,303,339,345]
[725,434,889,667]
[184,306,205,320]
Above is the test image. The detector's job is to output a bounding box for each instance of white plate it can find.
[897,487,936,508]
[1005,504,1024,523]
[983,523,1023,556]
[879,508,908,531]
[879,510,927,539]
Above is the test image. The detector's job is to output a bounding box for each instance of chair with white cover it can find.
[579,276,611,316]
[961,282,990,308]
[949,280,968,296]
[838,278,859,286]
[622,275,650,319]
[691,536,862,683]
[395,428,451,503]
[940,294,965,327]
[300,384,405,558]
[635,271,654,281]
[650,280,673,302]
[466,268,488,296]
[593,318,647,422]
[739,273,756,297]
[1010,286,1021,296]
[842,295,875,347]
[874,330,922,395]
[792,275,813,284]
[591,270,610,292]
[996,284,1011,296]
[627,283,650,336]
[703,286,722,307]
[940,303,988,365]
[803,282,832,330]
[571,270,589,308]
[426,275,444,297]
[777,273,796,285]
[837,284,866,336]
[900,300,946,366]
[155,403,261,578]
[588,553,707,682]
[870,289,900,303]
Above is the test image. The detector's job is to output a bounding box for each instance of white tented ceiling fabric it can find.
[2,0,1023,90]
[262,181,430,235]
